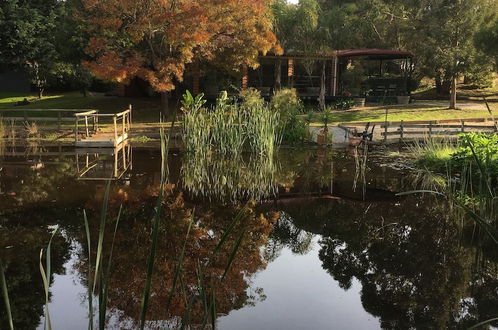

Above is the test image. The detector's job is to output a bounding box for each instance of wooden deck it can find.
[75,132,128,147]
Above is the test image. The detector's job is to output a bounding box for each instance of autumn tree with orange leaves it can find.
[79,0,277,115]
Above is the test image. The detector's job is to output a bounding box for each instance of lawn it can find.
[0,91,165,122]
[310,102,496,125]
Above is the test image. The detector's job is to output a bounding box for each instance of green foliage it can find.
[332,99,355,110]
[452,133,498,178]
[270,88,306,144]
[239,88,264,110]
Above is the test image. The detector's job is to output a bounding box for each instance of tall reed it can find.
[181,90,279,155]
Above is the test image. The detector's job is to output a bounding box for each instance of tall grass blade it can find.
[222,229,245,280]
[468,317,498,329]
[167,213,194,307]
[212,205,247,256]
[0,259,14,330]
[39,225,59,330]
[99,205,122,330]
[83,210,93,330]
[93,181,111,295]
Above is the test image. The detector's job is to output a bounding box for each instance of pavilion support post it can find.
[331,56,338,97]
[319,60,326,109]
[274,59,282,91]
[242,63,248,91]
[193,61,200,95]
[287,59,294,88]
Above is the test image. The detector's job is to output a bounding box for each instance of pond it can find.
[0,144,497,329]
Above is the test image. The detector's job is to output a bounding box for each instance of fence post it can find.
[113,115,118,144]
[461,120,465,133]
[384,108,388,143]
[85,116,89,137]
[23,110,27,121]
[122,114,125,137]
[399,120,404,143]
[57,111,62,130]
[75,117,79,142]
[429,121,433,139]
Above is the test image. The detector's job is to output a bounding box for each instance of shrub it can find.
[239,88,264,111]
[451,133,498,178]
[270,88,302,122]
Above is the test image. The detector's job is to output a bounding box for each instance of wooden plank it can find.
[395,124,495,129]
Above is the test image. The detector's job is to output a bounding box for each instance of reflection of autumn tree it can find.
[78,185,277,327]
[0,209,69,330]
[314,195,497,329]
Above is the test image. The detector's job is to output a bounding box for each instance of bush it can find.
[270,88,305,143]
[270,88,303,121]
[451,133,498,178]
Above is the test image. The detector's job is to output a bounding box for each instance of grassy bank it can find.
[0,92,164,122]
[309,103,495,125]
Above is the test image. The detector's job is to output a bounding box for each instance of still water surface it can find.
[0,145,496,329]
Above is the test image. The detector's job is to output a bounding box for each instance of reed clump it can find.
[181,90,279,155]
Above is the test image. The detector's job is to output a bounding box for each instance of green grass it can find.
[409,139,457,171]
[307,104,495,125]
[0,91,164,123]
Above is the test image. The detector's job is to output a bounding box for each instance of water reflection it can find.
[0,147,496,329]
[181,152,277,203]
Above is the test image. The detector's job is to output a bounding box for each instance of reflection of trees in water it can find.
[313,196,498,329]
[181,153,277,203]
[264,211,314,262]
[77,186,277,328]
[0,209,70,329]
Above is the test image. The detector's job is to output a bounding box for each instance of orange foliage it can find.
[80,0,277,92]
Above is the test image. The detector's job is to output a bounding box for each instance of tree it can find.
[0,0,62,98]
[80,0,277,116]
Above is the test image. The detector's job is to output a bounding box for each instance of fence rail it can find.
[0,108,99,129]
[381,119,497,142]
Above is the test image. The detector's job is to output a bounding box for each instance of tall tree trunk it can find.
[161,91,170,119]
[319,61,326,110]
[37,86,44,99]
[449,76,457,109]
[274,59,281,91]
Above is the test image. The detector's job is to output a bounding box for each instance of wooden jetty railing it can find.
[74,105,132,146]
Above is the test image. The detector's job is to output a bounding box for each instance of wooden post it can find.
[288,59,294,88]
[241,63,248,91]
[57,111,62,130]
[461,120,465,133]
[85,116,89,137]
[400,120,404,143]
[129,104,132,128]
[331,56,338,97]
[75,118,79,142]
[122,114,125,137]
[193,61,200,95]
[113,116,118,145]
[23,110,27,121]
[429,121,433,139]
[384,108,388,143]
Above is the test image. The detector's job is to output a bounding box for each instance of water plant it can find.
[181,90,279,155]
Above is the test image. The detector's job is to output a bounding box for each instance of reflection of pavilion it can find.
[76,142,132,180]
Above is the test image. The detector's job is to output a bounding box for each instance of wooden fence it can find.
[381,119,497,142]
[0,108,99,130]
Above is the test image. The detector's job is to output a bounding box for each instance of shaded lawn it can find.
[0,92,165,122]
[309,104,495,125]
